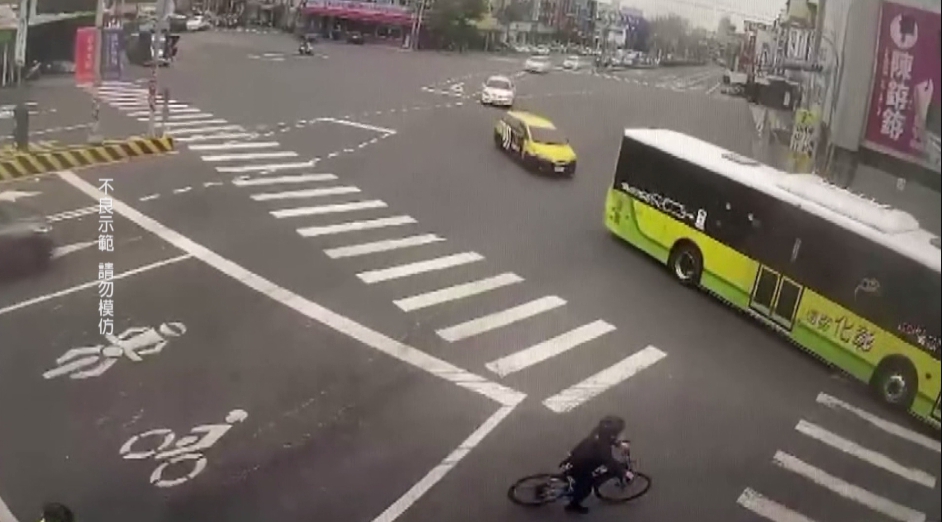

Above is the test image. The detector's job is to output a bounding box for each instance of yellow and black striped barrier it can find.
[1,140,63,157]
[0,136,175,182]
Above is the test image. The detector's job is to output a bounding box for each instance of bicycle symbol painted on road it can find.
[120,409,248,488]
[42,322,186,380]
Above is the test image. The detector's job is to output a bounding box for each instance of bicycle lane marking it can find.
[56,170,527,521]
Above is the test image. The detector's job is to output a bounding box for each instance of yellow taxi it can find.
[493,111,577,175]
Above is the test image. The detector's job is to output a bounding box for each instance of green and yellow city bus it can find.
[604,128,941,428]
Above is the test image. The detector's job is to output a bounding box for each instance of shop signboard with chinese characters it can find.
[863,1,941,173]
[74,26,97,84]
[301,0,413,24]
[101,27,123,81]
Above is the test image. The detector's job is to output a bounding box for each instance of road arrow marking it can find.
[51,240,98,259]
[0,190,41,202]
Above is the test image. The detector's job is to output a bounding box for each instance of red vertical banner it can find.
[74,27,98,84]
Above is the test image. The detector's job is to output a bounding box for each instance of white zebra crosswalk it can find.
[738,392,941,522]
[86,80,669,413]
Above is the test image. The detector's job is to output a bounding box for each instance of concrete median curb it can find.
[0,136,175,182]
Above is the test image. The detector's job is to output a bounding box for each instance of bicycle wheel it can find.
[594,472,651,503]
[507,474,570,506]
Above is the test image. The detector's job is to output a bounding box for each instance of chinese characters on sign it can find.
[805,309,876,352]
[74,27,98,84]
[99,179,115,336]
[101,27,123,81]
[864,1,941,172]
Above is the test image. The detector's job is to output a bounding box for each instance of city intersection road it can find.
[10,36,940,521]
[0,172,517,522]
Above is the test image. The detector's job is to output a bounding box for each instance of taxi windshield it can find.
[485,79,512,90]
[529,126,567,145]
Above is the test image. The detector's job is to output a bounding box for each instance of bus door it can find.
[750,265,804,331]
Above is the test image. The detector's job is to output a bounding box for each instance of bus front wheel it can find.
[871,357,918,410]
[668,241,702,287]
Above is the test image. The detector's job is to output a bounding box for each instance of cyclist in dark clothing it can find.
[40,503,74,522]
[562,415,629,514]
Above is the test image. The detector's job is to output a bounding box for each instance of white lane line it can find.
[128,107,201,116]
[139,112,215,122]
[0,254,192,317]
[169,125,244,136]
[394,273,523,312]
[58,170,526,410]
[172,186,193,194]
[542,346,667,413]
[437,296,566,343]
[357,252,484,284]
[0,496,17,522]
[216,160,316,174]
[795,420,937,488]
[251,186,360,201]
[736,488,818,522]
[316,117,396,135]
[233,173,337,186]
[46,205,98,223]
[139,194,160,201]
[298,216,416,238]
[772,451,926,522]
[816,393,941,453]
[162,118,228,128]
[271,200,387,218]
[175,132,258,143]
[324,234,445,259]
[705,81,722,95]
[188,141,280,151]
[371,404,518,522]
[201,151,298,162]
[486,320,616,377]
[110,102,188,109]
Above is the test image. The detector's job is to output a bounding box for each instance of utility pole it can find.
[14,0,30,88]
[88,0,106,143]
[410,0,428,50]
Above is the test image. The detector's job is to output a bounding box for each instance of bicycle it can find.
[508,439,651,506]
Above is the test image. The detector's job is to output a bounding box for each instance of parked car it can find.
[186,15,212,31]
[562,55,582,70]
[524,55,551,74]
[347,31,365,44]
[0,201,53,276]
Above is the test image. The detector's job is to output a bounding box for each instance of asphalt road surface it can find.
[1,31,939,522]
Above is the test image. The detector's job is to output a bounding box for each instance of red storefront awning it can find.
[302,1,415,25]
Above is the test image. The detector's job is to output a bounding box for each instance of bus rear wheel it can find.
[871,357,917,410]
[669,241,702,287]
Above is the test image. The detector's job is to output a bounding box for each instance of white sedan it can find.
[480,76,515,107]
[186,15,211,31]
[562,55,583,70]
[524,56,551,74]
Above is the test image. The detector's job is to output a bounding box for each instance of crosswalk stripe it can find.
[202,151,298,162]
[138,113,216,122]
[170,125,244,136]
[485,320,616,377]
[216,160,315,173]
[188,141,280,151]
[737,488,819,522]
[542,345,666,413]
[816,393,941,454]
[272,200,387,218]
[795,420,937,488]
[233,173,337,186]
[175,132,258,143]
[357,252,483,284]
[298,216,416,237]
[772,451,927,522]
[129,108,201,116]
[394,273,523,312]
[162,118,228,128]
[324,234,445,259]
[437,296,566,343]
[251,186,360,201]
[46,206,98,223]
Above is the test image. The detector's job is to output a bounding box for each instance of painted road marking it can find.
[816,393,941,454]
[201,151,298,162]
[357,252,484,284]
[188,141,280,151]
[795,420,937,488]
[161,119,229,128]
[317,117,396,135]
[232,173,337,186]
[58,169,526,408]
[542,345,667,413]
[737,488,818,522]
[297,215,416,238]
[175,132,259,143]
[137,112,216,122]
[129,108,201,116]
[324,234,445,259]
[772,451,926,522]
[250,186,360,201]
[394,273,523,312]
[46,205,98,223]
[271,200,387,218]
[0,497,16,522]
[486,320,616,377]
[51,240,98,259]
[437,296,566,343]
[216,160,316,174]
[0,254,192,317]
[168,124,245,136]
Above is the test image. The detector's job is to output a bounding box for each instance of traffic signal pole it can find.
[89,0,105,143]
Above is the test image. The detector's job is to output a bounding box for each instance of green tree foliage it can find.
[427,0,488,49]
